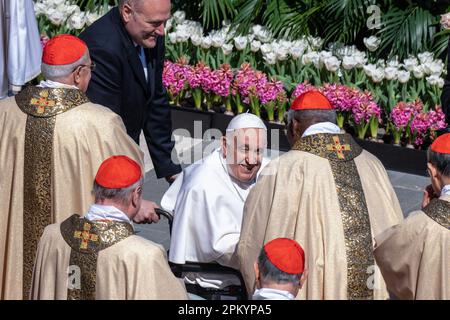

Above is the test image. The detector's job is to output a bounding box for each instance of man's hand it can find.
[422,184,438,209]
[133,200,160,224]
[165,174,179,184]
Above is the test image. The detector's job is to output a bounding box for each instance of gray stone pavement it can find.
[136,134,429,250]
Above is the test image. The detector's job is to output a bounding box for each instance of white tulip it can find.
[376,59,386,68]
[413,65,425,79]
[222,43,234,56]
[250,40,261,52]
[176,28,190,43]
[426,75,444,88]
[384,67,398,81]
[324,56,341,72]
[190,34,202,46]
[302,51,319,67]
[397,70,411,84]
[260,43,273,55]
[354,52,368,68]
[165,18,173,33]
[290,46,305,59]
[371,68,385,83]
[387,58,399,68]
[363,36,381,52]
[403,57,419,71]
[34,3,47,16]
[342,56,358,70]
[211,32,226,48]
[275,46,289,61]
[46,8,65,26]
[65,4,80,17]
[168,32,178,44]
[234,36,248,51]
[263,52,277,65]
[201,36,212,49]
[363,64,377,77]
[85,12,100,26]
[252,25,272,43]
[67,12,86,30]
[418,52,434,64]
[307,36,323,51]
[319,50,333,61]
[423,60,444,76]
[173,11,186,24]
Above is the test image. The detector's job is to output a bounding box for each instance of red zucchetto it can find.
[95,155,142,189]
[264,238,305,274]
[42,34,87,65]
[430,133,450,154]
[290,91,333,111]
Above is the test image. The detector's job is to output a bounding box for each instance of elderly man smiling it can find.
[161,113,269,293]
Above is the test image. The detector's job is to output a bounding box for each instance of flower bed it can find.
[170,106,427,176]
[164,59,447,151]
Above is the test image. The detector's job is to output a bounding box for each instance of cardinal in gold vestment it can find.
[374,133,450,300]
[0,35,144,299]
[31,156,187,300]
[235,92,404,300]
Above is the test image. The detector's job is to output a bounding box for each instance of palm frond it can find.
[377,6,438,59]
[201,0,237,29]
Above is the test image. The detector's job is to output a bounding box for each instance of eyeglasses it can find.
[73,62,96,73]
[81,62,96,71]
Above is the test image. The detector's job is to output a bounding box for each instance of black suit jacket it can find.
[79,7,181,178]
[441,38,450,125]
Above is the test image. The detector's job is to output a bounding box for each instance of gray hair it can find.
[41,50,89,81]
[286,109,337,125]
[427,148,450,177]
[93,177,144,205]
[258,247,302,285]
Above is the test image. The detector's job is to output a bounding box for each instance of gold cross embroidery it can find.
[326,136,351,159]
[30,90,55,114]
[74,223,99,250]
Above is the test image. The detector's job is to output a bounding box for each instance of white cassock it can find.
[161,148,269,288]
[0,0,42,99]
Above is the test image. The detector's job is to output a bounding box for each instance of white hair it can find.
[92,177,144,206]
[41,50,89,81]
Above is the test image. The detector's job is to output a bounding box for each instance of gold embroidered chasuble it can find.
[31,215,188,300]
[374,195,450,299]
[0,86,144,299]
[236,133,403,300]
[61,215,134,300]
[17,87,89,299]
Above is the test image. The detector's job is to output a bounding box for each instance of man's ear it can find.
[131,186,142,207]
[73,67,82,86]
[221,136,227,158]
[428,162,439,179]
[121,3,133,23]
[292,117,302,136]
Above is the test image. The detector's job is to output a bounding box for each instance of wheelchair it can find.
[155,208,248,300]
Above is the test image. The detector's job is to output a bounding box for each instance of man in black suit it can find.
[80,0,181,183]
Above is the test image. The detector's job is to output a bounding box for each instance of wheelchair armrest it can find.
[155,208,173,235]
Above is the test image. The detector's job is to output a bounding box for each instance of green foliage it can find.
[191,0,450,60]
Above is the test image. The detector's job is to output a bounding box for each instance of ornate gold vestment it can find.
[15,86,89,299]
